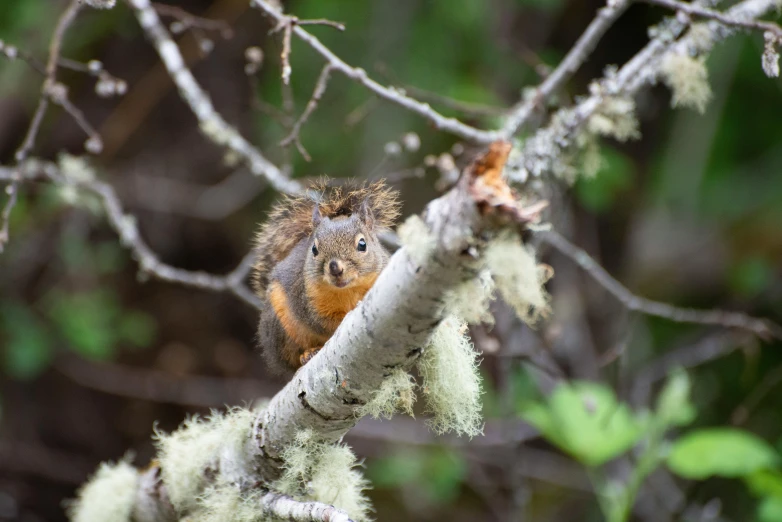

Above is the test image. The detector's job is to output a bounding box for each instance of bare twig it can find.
[280,64,334,160]
[540,230,782,339]
[6,159,262,309]
[507,0,780,180]
[268,15,343,85]
[374,63,507,117]
[152,2,234,39]
[731,364,782,424]
[501,0,631,137]
[252,0,502,144]
[1,0,82,252]
[125,0,301,195]
[260,492,354,522]
[643,0,782,38]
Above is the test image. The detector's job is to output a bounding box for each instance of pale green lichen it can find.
[190,479,263,522]
[58,153,96,183]
[485,235,552,326]
[357,368,416,419]
[67,459,139,522]
[397,215,434,265]
[587,96,641,142]
[273,430,372,521]
[418,316,483,437]
[446,268,496,326]
[155,407,256,513]
[660,53,712,113]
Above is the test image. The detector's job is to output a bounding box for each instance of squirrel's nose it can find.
[328,260,344,277]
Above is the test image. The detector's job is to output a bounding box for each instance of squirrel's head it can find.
[304,199,388,289]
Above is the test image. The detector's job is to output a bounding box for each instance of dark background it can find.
[1,0,781,520]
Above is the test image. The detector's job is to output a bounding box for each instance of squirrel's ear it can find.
[358,199,375,228]
[312,204,323,227]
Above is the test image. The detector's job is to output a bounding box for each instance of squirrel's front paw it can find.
[299,348,321,366]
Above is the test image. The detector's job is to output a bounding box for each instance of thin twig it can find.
[642,0,782,38]
[152,2,234,39]
[259,492,354,522]
[501,0,631,137]
[1,0,82,253]
[540,229,782,339]
[126,0,301,195]
[731,364,782,424]
[252,0,502,144]
[374,62,507,117]
[8,159,262,309]
[506,0,780,180]
[280,64,334,160]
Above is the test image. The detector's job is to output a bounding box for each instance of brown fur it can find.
[269,281,330,351]
[254,178,401,375]
[252,178,401,294]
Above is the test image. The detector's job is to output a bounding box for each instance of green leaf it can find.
[747,470,782,499]
[758,497,782,522]
[1,304,53,379]
[656,368,696,428]
[667,428,780,479]
[520,381,646,467]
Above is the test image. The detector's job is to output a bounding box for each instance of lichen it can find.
[660,53,712,113]
[190,479,263,522]
[273,430,372,521]
[154,407,256,513]
[397,214,435,265]
[357,368,416,419]
[485,235,552,326]
[418,316,483,437]
[67,459,138,522]
[587,96,640,142]
[446,268,496,326]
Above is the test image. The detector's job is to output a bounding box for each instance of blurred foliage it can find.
[369,447,467,507]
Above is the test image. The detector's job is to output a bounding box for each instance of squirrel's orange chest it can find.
[307,274,378,331]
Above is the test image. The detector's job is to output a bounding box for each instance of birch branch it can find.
[2,160,262,310]
[642,0,782,38]
[1,0,82,252]
[124,0,301,195]
[540,230,782,340]
[500,0,631,137]
[506,0,781,180]
[251,0,503,145]
[259,492,354,522]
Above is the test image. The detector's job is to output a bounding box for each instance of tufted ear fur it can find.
[357,199,375,229]
[312,204,323,228]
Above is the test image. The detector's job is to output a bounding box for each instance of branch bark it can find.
[507,0,781,180]
[125,0,301,195]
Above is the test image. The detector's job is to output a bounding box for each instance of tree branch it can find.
[539,229,782,339]
[501,0,631,137]
[1,0,82,252]
[124,0,301,195]
[506,0,781,180]
[4,159,262,309]
[642,0,782,38]
[259,492,354,522]
[251,0,502,144]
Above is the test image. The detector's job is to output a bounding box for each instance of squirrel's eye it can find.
[312,243,319,257]
[357,238,367,252]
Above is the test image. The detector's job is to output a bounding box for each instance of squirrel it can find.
[252,179,401,376]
